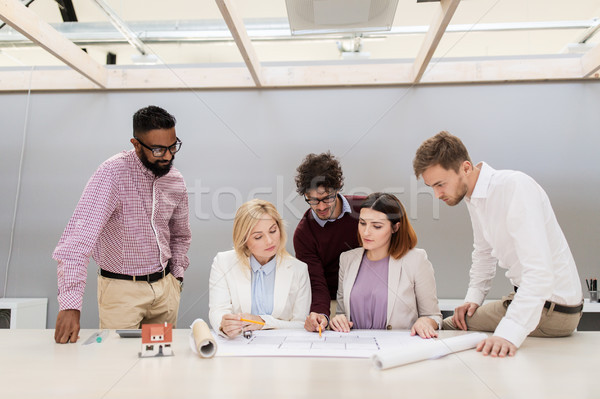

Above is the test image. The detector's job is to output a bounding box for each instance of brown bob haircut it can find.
[358,193,417,260]
[413,131,472,178]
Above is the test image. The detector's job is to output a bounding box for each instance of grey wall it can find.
[1,81,599,329]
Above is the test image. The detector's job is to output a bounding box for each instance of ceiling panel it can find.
[1,0,599,87]
[434,29,591,58]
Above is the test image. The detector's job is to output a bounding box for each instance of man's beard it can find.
[444,182,468,206]
[139,151,173,177]
[315,201,336,220]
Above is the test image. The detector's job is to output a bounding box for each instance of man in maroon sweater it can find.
[293,152,365,332]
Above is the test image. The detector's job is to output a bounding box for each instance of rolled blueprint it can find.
[372,332,487,370]
[189,319,218,358]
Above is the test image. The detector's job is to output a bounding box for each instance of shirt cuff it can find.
[464,288,486,306]
[58,291,84,312]
[493,317,529,348]
[170,265,184,279]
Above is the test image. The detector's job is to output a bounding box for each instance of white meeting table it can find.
[0,329,597,399]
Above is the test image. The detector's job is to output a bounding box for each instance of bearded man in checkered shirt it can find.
[53,105,192,344]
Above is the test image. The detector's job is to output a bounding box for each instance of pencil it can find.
[318,324,322,338]
[240,318,265,326]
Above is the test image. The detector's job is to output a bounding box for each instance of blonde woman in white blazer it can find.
[330,193,442,339]
[209,199,311,338]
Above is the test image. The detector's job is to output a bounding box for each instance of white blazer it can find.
[208,250,311,332]
[336,247,442,329]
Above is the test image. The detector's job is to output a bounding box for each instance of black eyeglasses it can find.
[135,137,182,157]
[304,192,337,206]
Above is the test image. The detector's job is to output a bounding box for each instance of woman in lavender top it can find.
[330,193,442,339]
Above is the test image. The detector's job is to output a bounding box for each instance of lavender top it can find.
[349,253,389,329]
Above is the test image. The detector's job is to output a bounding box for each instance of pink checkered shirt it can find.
[53,150,192,311]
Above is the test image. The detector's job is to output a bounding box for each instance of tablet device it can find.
[116,329,142,338]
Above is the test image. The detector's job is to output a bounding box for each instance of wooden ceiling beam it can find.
[215,0,263,87]
[581,42,600,78]
[0,0,107,88]
[412,0,461,83]
[0,58,588,92]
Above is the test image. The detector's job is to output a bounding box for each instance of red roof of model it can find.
[141,322,173,343]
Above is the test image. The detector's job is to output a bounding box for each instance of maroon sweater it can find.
[293,195,365,316]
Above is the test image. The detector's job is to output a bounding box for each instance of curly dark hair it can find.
[295,151,344,195]
[133,105,176,137]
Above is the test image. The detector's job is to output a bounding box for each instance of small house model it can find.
[140,322,173,357]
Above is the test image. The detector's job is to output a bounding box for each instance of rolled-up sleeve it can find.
[53,165,119,311]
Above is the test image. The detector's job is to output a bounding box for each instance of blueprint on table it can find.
[213,329,430,358]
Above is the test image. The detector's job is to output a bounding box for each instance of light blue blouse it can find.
[250,255,277,316]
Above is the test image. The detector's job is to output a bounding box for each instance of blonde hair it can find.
[232,199,289,268]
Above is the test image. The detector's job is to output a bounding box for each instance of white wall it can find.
[1,81,598,328]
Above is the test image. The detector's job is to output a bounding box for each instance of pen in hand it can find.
[240,318,265,326]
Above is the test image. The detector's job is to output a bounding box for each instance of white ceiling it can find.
[1,0,599,68]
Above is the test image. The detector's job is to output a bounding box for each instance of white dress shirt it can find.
[465,162,582,347]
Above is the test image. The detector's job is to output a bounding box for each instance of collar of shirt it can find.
[311,194,352,228]
[466,162,495,204]
[129,149,157,179]
[250,255,277,275]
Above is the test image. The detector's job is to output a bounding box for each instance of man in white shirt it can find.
[413,131,583,358]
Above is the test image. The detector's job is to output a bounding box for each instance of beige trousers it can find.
[330,300,337,318]
[442,293,582,337]
[97,273,182,329]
